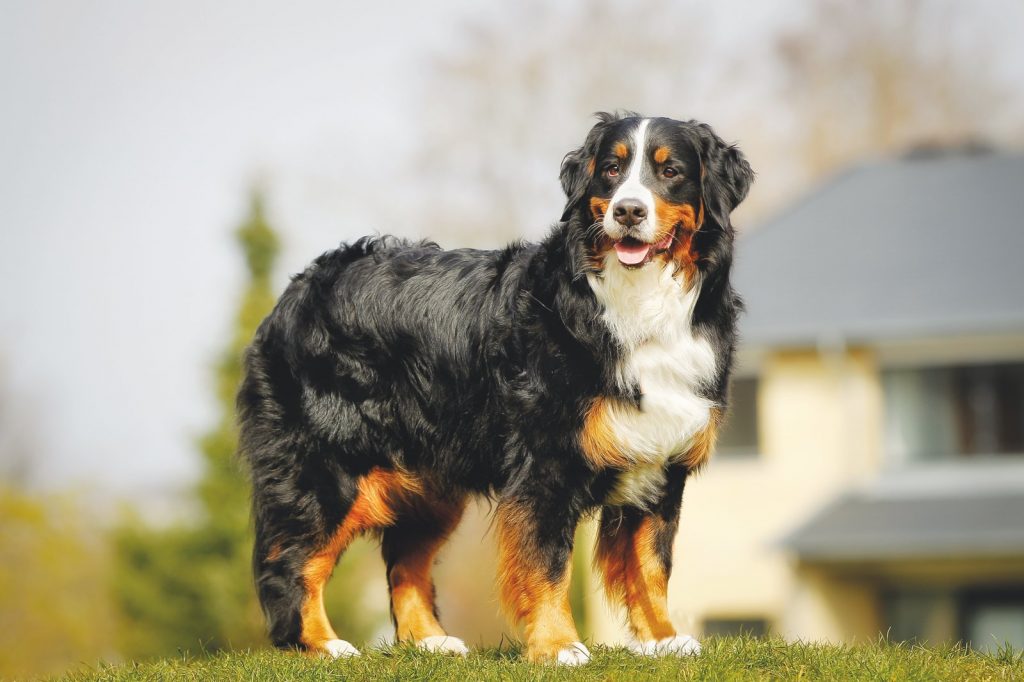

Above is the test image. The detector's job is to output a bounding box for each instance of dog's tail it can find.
[237,338,311,647]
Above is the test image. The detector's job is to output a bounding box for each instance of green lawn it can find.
[57,637,1023,682]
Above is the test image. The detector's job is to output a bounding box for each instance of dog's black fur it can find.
[238,113,753,652]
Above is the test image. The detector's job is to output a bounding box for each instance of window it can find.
[703,617,770,637]
[883,587,1024,653]
[961,590,1024,654]
[716,376,759,457]
[883,589,955,644]
[883,362,1024,464]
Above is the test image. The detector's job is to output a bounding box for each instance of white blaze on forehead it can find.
[616,118,650,196]
[604,118,657,241]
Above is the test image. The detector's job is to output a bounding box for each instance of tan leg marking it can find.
[595,514,675,642]
[299,468,422,651]
[496,502,580,663]
[389,497,466,642]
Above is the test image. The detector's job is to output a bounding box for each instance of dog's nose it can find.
[612,199,647,227]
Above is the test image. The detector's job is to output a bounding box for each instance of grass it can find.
[56,637,1024,682]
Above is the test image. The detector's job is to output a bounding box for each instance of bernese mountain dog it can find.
[237,112,753,665]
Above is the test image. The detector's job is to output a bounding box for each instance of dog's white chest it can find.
[588,261,717,507]
[604,334,715,506]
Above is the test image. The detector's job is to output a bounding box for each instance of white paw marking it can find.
[324,638,361,658]
[631,634,701,656]
[556,641,592,666]
[417,635,469,656]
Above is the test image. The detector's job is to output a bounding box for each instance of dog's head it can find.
[560,113,753,279]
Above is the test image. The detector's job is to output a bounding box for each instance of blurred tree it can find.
[111,191,276,657]
[0,369,118,678]
[0,488,119,678]
[775,0,1024,182]
[111,190,387,659]
[395,0,718,247]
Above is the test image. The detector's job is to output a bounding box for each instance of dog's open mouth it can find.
[612,233,673,267]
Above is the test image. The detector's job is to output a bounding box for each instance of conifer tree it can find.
[112,191,278,656]
[113,190,386,658]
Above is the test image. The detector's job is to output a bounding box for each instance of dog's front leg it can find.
[594,466,701,656]
[495,497,588,665]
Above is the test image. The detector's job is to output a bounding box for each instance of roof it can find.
[781,463,1024,562]
[733,151,1024,349]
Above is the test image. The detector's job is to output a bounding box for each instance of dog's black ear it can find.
[559,112,618,222]
[685,122,753,300]
[691,122,754,228]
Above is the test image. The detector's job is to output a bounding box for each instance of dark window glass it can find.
[882,589,953,644]
[882,587,1024,652]
[960,589,1024,654]
[703,617,770,637]
[717,377,759,457]
[883,362,1024,463]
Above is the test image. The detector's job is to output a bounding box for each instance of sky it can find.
[1,0,1022,507]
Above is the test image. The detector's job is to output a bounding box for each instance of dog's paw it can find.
[555,641,592,666]
[323,639,361,658]
[417,635,469,656]
[631,634,701,657]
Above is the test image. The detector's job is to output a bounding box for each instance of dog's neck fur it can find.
[587,256,700,353]
[585,255,717,508]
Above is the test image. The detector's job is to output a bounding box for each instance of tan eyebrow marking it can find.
[653,146,670,164]
[613,142,628,159]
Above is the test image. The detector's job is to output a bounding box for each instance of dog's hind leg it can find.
[381,492,467,655]
[254,466,421,657]
[251,467,360,658]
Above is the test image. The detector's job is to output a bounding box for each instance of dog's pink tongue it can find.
[614,240,650,265]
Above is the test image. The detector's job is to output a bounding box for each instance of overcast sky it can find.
[2,1,1022,507]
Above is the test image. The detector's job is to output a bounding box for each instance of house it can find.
[588,147,1024,652]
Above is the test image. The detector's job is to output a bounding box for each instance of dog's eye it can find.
[605,164,620,177]
[663,167,679,179]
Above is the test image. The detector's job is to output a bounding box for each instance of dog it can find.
[237,112,753,664]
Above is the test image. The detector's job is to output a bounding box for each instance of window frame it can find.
[715,374,761,459]
[880,359,1024,466]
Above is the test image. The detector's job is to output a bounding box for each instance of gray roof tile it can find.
[734,152,1024,348]
[781,491,1024,561]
